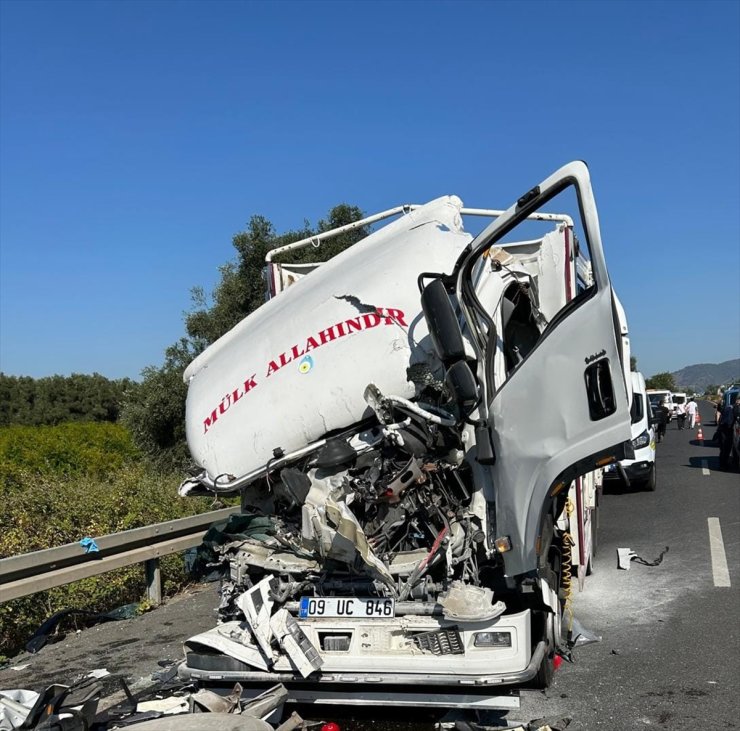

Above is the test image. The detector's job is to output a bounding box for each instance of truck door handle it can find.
[584,359,616,421]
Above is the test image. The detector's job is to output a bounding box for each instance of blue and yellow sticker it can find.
[298,355,314,374]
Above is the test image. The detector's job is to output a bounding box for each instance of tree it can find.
[122,204,369,470]
[0,373,131,427]
[630,355,637,372]
[120,341,192,470]
[645,372,677,391]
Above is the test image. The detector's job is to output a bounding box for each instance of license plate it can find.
[299,596,395,619]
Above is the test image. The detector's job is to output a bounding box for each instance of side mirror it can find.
[421,279,466,365]
[445,360,478,410]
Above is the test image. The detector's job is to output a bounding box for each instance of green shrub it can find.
[0,422,139,490]
[0,462,215,656]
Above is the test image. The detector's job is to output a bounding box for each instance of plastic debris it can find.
[438,582,506,622]
[240,684,289,718]
[269,608,323,678]
[185,622,271,671]
[87,668,110,679]
[568,617,602,648]
[617,547,637,569]
[79,536,100,553]
[237,576,276,657]
[136,696,190,715]
[192,683,242,714]
[617,546,669,570]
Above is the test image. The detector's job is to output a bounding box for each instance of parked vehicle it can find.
[647,389,674,420]
[178,162,632,705]
[718,387,740,470]
[605,372,656,490]
[720,385,740,411]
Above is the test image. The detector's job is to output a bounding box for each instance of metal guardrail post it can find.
[145,558,162,606]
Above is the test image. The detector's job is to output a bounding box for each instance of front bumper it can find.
[179,609,541,688]
[604,443,655,481]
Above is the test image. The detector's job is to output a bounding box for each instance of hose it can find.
[384,394,457,427]
[561,499,576,635]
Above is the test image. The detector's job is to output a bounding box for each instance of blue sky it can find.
[1,0,738,381]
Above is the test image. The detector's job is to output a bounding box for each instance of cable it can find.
[561,498,576,635]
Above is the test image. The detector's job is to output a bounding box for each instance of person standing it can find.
[717,395,737,470]
[655,400,670,443]
[686,398,699,429]
[675,400,687,430]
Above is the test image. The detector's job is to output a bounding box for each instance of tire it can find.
[529,611,555,689]
[532,649,555,689]
[643,463,657,492]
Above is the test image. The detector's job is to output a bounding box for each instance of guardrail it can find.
[0,507,240,604]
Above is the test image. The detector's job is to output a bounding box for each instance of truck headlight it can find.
[473,631,512,648]
[631,430,650,449]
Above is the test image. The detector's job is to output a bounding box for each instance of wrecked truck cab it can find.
[179,162,631,698]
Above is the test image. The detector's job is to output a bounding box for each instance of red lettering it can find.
[244,375,257,391]
[291,344,305,360]
[304,336,320,351]
[345,317,362,333]
[318,327,337,344]
[266,360,280,377]
[232,387,243,403]
[334,321,346,337]
[279,351,292,367]
[203,409,218,434]
[386,308,408,327]
[362,313,381,329]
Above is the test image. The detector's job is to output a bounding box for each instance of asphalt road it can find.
[1,401,737,729]
[518,400,740,729]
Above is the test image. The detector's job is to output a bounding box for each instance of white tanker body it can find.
[179,162,632,706]
[183,195,470,486]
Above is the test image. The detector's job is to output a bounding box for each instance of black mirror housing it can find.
[421,278,466,365]
[445,360,478,410]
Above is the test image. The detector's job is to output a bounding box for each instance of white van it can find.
[647,389,674,420]
[608,372,657,490]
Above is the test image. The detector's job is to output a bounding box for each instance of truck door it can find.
[457,161,632,578]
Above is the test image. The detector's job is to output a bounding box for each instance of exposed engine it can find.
[204,383,497,623]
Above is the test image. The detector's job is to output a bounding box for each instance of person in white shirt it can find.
[686,398,699,428]
[675,401,687,430]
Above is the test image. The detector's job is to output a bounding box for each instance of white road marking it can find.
[702,459,710,475]
[708,518,731,587]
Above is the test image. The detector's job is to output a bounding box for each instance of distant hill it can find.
[672,359,740,392]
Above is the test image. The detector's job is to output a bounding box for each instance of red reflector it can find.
[553,654,563,671]
[322,724,341,731]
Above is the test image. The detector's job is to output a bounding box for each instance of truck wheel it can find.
[532,649,555,689]
[643,464,657,492]
[529,611,555,689]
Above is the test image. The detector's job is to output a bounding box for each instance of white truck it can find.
[178,162,632,708]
